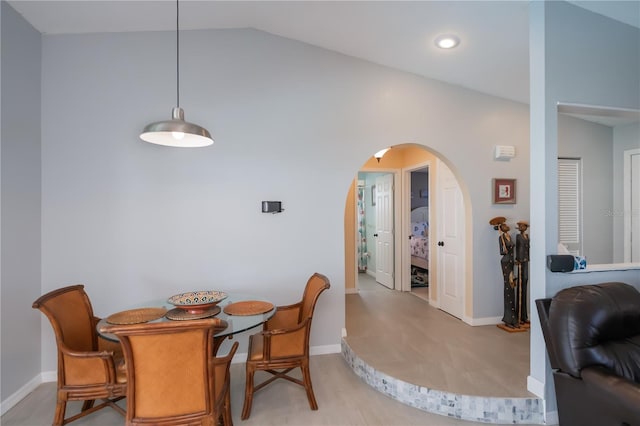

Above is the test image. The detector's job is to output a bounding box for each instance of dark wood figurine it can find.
[515,221,530,325]
[490,216,518,329]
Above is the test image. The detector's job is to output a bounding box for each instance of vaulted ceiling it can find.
[8,1,640,105]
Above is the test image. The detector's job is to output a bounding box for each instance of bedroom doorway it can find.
[349,144,467,320]
[401,156,465,318]
[409,165,430,302]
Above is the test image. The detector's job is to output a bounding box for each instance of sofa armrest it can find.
[582,366,640,424]
[535,298,561,370]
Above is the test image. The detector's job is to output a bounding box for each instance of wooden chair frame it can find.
[32,285,126,426]
[101,318,230,426]
[241,273,330,420]
[213,341,239,426]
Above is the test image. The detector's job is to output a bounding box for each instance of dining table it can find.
[97,292,276,355]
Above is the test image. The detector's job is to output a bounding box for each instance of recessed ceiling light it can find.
[435,34,460,49]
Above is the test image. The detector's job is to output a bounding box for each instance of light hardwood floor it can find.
[350,273,532,398]
[2,275,534,426]
[3,357,516,426]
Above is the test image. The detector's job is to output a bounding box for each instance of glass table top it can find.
[97,292,275,342]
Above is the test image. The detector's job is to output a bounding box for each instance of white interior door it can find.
[437,160,464,319]
[375,174,394,289]
[625,149,640,262]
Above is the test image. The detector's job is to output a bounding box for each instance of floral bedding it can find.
[410,236,429,261]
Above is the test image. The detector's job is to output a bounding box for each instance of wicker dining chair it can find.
[32,285,127,426]
[213,341,239,426]
[241,273,331,420]
[100,318,230,426]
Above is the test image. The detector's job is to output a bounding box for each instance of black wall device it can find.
[262,201,283,214]
[546,255,575,272]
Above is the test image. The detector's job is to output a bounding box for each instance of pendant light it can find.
[140,0,213,147]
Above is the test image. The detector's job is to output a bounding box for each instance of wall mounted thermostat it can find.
[262,201,283,214]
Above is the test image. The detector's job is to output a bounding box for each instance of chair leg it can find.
[241,365,255,420]
[53,398,66,426]
[224,385,233,426]
[301,361,318,410]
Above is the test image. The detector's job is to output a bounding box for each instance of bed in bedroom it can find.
[410,206,429,286]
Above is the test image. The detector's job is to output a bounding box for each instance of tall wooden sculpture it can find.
[489,216,519,329]
[515,220,530,326]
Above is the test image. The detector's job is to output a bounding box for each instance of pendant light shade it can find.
[140,0,213,148]
[140,107,213,147]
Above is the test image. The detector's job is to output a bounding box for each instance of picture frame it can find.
[492,178,516,204]
[371,185,376,206]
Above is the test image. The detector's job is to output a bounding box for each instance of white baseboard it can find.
[42,370,56,382]
[463,315,502,326]
[0,373,47,415]
[529,375,559,425]
[544,410,559,425]
[345,288,358,294]
[310,344,341,356]
[231,343,341,365]
[527,375,545,398]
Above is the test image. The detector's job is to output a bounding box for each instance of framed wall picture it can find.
[371,185,376,206]
[492,178,516,204]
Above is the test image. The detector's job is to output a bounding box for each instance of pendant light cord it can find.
[140,0,213,146]
[176,0,180,108]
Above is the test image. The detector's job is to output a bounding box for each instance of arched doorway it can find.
[344,143,468,320]
[342,144,537,420]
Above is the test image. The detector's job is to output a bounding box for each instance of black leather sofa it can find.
[536,282,640,426]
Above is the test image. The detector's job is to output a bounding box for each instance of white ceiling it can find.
[7,0,640,106]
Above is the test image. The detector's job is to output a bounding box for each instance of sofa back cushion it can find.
[549,282,640,381]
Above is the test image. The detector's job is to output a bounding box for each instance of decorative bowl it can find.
[167,291,228,314]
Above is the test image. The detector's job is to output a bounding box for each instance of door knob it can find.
[438,241,444,246]
[374,233,378,237]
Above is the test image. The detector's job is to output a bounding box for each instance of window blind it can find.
[558,158,582,255]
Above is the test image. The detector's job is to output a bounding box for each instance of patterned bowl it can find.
[167,291,228,314]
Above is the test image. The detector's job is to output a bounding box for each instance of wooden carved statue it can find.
[490,216,518,328]
[515,221,530,325]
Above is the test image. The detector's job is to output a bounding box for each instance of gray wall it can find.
[529,0,640,414]
[37,27,530,372]
[2,0,632,415]
[0,1,42,402]
[558,114,613,264]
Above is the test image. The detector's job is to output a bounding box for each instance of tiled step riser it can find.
[341,339,545,424]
